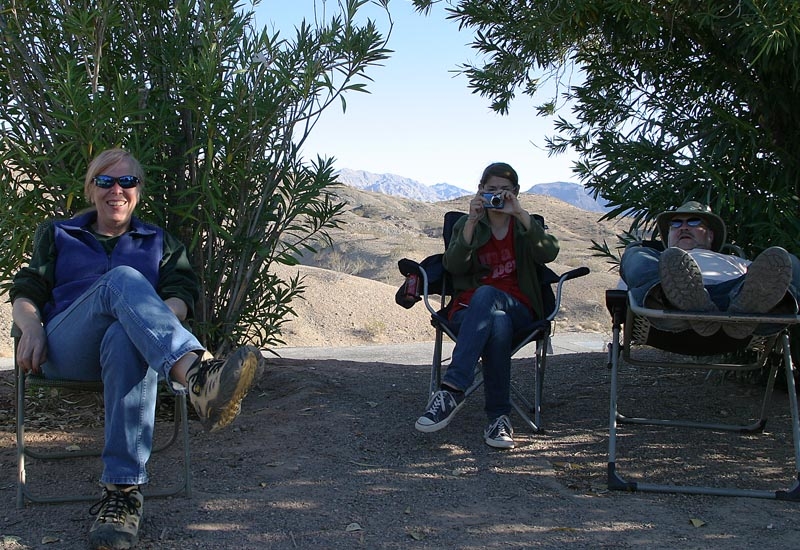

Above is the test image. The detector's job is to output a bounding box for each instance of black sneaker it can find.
[187,346,261,432]
[88,484,144,550]
[415,389,465,433]
[484,415,515,449]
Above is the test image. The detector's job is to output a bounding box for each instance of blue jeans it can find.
[620,246,800,332]
[442,285,534,421]
[41,266,203,486]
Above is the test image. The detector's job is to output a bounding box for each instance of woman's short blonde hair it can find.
[83,149,144,204]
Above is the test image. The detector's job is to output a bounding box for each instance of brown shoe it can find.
[658,247,719,336]
[89,484,143,550]
[725,247,792,339]
[187,346,261,432]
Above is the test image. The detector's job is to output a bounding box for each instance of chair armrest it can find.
[605,289,628,326]
[547,266,591,322]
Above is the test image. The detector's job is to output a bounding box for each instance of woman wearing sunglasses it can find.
[10,148,261,550]
[619,200,800,338]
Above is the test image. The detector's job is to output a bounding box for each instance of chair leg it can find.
[509,356,543,432]
[608,328,800,498]
[139,392,192,499]
[510,397,539,432]
[779,333,800,499]
[153,394,182,453]
[506,335,547,433]
[16,382,192,505]
[429,329,444,396]
[180,393,192,498]
[16,365,26,509]
[607,322,634,491]
[534,336,547,429]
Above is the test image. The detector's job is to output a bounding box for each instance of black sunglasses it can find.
[669,217,703,228]
[93,175,140,189]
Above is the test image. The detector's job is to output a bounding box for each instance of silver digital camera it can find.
[482,192,504,209]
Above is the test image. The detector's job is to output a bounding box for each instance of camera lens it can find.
[490,195,503,207]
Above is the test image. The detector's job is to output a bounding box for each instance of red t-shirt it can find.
[448,219,531,319]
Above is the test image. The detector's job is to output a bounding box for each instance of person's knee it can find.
[789,253,800,290]
[621,247,660,287]
[464,285,502,313]
[106,265,147,282]
[488,311,513,342]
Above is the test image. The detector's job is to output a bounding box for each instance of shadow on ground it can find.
[2,350,800,549]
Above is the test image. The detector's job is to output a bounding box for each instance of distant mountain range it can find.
[336,168,610,213]
[527,182,611,213]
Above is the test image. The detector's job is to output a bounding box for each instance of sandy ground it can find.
[1,271,799,548]
[2,347,800,549]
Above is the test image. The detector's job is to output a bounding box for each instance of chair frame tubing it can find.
[14,326,192,508]
[606,292,800,499]
[421,263,587,434]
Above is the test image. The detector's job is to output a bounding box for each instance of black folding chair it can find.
[397,211,589,432]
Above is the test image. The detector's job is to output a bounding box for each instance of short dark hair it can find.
[480,162,519,188]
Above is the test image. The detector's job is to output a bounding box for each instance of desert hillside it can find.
[273,187,623,349]
[0,187,624,357]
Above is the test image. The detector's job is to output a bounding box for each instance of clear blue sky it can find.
[252,0,578,191]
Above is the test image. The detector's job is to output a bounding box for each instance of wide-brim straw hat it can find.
[655,201,726,251]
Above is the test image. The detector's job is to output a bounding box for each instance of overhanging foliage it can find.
[0,0,391,354]
[412,0,800,260]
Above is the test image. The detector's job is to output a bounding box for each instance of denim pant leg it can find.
[443,286,533,421]
[620,246,662,306]
[99,322,158,485]
[42,266,203,485]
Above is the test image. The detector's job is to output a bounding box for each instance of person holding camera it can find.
[414,162,560,448]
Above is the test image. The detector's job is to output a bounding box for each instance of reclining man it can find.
[620,201,800,339]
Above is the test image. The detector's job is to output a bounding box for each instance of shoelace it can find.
[189,359,224,394]
[426,391,452,415]
[89,489,140,524]
[493,418,512,438]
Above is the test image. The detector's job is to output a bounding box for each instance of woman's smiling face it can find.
[89,159,140,236]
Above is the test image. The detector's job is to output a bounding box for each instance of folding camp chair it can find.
[397,210,589,433]
[605,287,800,499]
[13,322,193,508]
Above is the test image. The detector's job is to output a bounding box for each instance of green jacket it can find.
[443,214,560,319]
[10,216,199,320]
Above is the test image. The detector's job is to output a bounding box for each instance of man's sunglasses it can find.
[93,175,140,189]
[669,217,703,228]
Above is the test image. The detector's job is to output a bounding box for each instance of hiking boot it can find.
[415,389,465,433]
[724,247,793,339]
[187,345,261,432]
[88,484,143,550]
[658,247,720,336]
[484,415,515,449]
